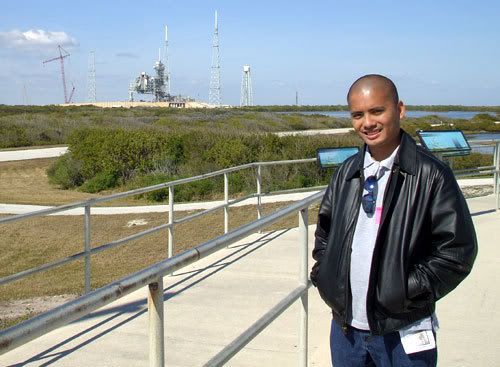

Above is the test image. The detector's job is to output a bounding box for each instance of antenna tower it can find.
[164,25,171,94]
[43,45,75,103]
[240,65,253,106]
[22,83,29,105]
[209,10,221,106]
[87,51,96,103]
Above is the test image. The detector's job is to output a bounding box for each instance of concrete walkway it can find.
[1,194,498,366]
[0,147,68,162]
[0,179,494,216]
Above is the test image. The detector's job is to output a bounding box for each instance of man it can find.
[311,74,477,366]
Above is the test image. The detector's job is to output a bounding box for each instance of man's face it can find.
[348,86,404,159]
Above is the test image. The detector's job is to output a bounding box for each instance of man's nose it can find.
[363,114,377,128]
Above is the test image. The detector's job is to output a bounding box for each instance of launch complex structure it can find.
[60,11,252,108]
[128,26,174,103]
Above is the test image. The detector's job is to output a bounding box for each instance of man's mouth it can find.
[363,129,381,140]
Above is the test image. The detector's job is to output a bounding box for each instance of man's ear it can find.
[398,101,406,119]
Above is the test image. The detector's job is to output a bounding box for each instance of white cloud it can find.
[0,29,78,49]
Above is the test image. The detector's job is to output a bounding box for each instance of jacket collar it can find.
[345,129,417,180]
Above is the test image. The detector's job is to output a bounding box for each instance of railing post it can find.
[224,172,229,234]
[256,164,262,221]
[494,142,499,210]
[298,208,309,367]
[84,205,91,294]
[168,186,174,258]
[148,278,165,367]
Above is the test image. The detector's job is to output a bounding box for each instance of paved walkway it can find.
[0,194,498,366]
[0,179,494,216]
[0,147,68,162]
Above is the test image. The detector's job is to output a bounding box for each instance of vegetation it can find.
[235,105,500,113]
[1,104,497,202]
[47,126,360,200]
[0,105,350,149]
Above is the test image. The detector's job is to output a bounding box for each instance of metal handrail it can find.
[0,160,304,225]
[0,138,499,365]
[0,190,324,367]
[1,142,499,289]
[0,158,321,291]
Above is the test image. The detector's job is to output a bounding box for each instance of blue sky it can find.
[1,0,499,106]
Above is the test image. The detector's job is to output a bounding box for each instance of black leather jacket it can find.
[311,130,477,335]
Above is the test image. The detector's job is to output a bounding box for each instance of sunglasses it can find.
[362,175,377,214]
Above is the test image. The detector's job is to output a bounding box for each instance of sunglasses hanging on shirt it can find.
[362,175,378,214]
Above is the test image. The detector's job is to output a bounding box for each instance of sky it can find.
[0,0,499,106]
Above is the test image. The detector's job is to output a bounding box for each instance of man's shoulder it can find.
[413,144,455,180]
[415,144,448,165]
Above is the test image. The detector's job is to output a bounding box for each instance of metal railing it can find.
[0,158,318,293]
[1,140,499,364]
[0,189,324,366]
[455,140,500,209]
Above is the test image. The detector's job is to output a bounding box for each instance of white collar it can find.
[363,145,400,171]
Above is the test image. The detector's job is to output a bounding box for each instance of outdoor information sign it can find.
[316,147,359,169]
[417,130,471,157]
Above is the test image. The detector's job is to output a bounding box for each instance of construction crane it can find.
[43,45,75,103]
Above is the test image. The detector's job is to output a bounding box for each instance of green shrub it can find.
[46,154,83,189]
[174,178,223,202]
[79,170,119,193]
[129,173,170,202]
[0,124,31,148]
[453,153,493,170]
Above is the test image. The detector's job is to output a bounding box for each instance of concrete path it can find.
[0,195,498,366]
[0,178,493,216]
[0,147,67,162]
[275,128,354,137]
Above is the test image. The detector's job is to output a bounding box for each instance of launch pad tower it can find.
[129,26,171,102]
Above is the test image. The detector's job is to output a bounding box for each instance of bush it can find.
[453,153,493,170]
[129,173,170,202]
[174,178,223,202]
[46,154,83,189]
[79,170,120,193]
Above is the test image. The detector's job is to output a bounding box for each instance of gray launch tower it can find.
[129,26,171,102]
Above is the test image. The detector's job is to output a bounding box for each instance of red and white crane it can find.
[43,45,75,103]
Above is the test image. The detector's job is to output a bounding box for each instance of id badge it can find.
[398,329,436,354]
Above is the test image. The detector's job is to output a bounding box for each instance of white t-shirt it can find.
[349,146,399,330]
[348,146,436,333]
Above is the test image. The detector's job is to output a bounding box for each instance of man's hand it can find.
[310,262,320,287]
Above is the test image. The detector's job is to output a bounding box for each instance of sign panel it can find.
[417,130,471,157]
[316,147,359,168]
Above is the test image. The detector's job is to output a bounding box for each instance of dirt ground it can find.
[0,158,152,206]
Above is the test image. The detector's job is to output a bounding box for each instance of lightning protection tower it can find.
[164,25,171,94]
[209,10,221,106]
[240,65,253,106]
[87,51,96,103]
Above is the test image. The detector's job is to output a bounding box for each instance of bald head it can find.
[347,74,399,106]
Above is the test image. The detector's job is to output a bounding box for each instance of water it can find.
[292,110,497,119]
[467,133,500,141]
[467,133,500,154]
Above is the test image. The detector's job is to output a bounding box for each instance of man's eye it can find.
[351,113,362,119]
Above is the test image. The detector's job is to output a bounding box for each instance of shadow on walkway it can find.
[8,229,291,367]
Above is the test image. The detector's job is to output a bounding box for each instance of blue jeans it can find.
[330,320,437,366]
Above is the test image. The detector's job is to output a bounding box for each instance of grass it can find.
[0,158,160,206]
[0,157,321,329]
[0,201,320,329]
[0,202,319,300]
